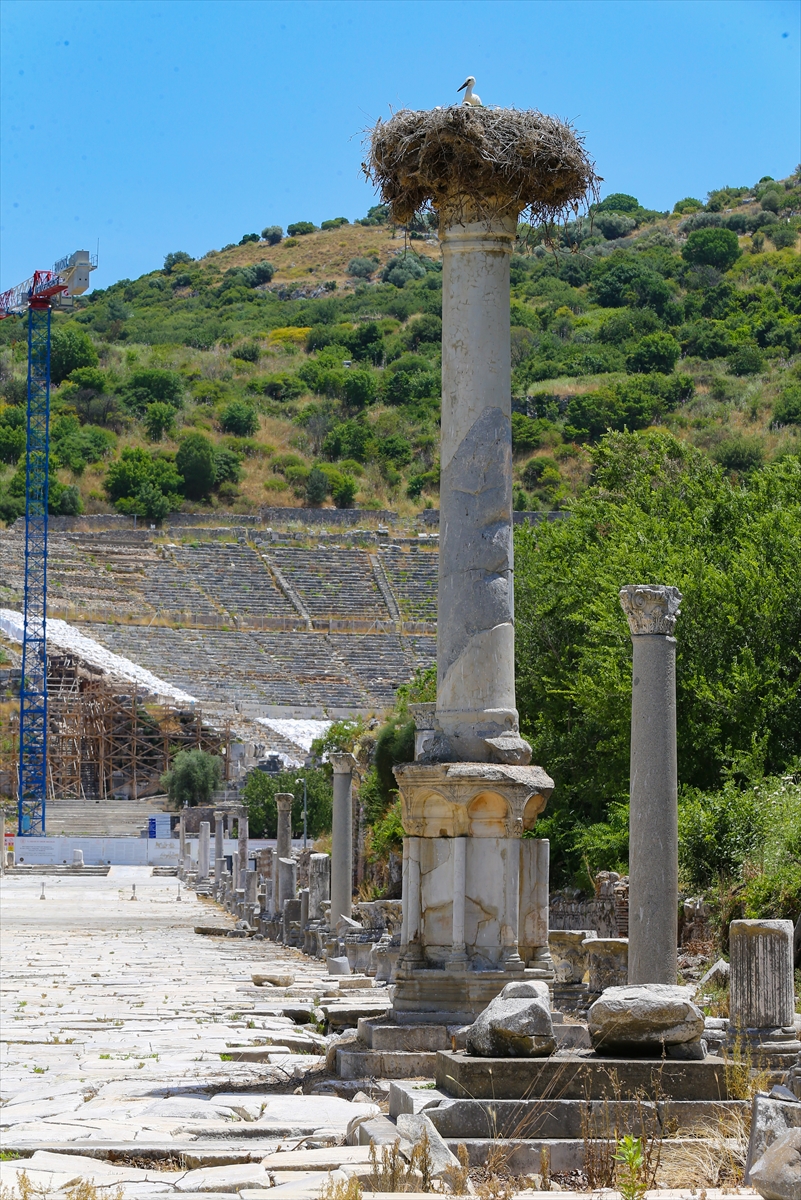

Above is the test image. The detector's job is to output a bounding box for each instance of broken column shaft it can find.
[330,753,356,926]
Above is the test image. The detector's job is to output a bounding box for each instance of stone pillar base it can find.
[392,964,548,1025]
[728,1025,801,1071]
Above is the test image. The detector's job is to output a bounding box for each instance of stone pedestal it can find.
[276,793,293,860]
[550,929,596,1012]
[585,937,628,996]
[197,821,210,883]
[330,753,356,927]
[213,810,224,888]
[392,760,554,1022]
[619,584,682,986]
[729,919,801,1069]
[309,852,331,920]
[277,856,297,917]
[178,812,187,879]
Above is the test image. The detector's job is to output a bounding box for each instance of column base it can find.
[727,1025,801,1070]
[392,963,549,1023]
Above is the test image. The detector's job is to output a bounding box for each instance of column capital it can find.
[619,584,682,636]
[275,792,294,812]
[330,752,358,776]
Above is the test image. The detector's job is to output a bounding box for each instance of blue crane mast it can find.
[0,253,97,835]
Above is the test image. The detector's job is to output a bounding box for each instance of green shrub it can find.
[342,369,378,411]
[332,473,357,508]
[51,420,116,473]
[130,480,170,523]
[773,385,801,426]
[287,221,317,236]
[712,436,764,472]
[219,400,258,437]
[382,255,427,288]
[321,217,349,230]
[595,213,637,240]
[232,341,260,363]
[176,432,216,499]
[1,378,27,405]
[727,345,764,376]
[261,225,283,245]
[403,314,442,350]
[57,484,82,516]
[213,447,242,485]
[760,191,781,213]
[625,332,681,374]
[121,369,183,415]
[0,424,25,464]
[239,233,259,245]
[50,325,98,385]
[347,257,376,279]
[769,224,798,250]
[378,434,412,466]
[682,228,742,272]
[673,197,704,214]
[161,749,222,806]
[144,402,176,441]
[521,455,561,488]
[323,420,373,462]
[104,446,183,508]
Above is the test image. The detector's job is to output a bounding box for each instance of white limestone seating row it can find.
[0,530,441,629]
[80,623,436,712]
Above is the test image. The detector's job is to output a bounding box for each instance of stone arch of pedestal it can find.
[467,790,509,836]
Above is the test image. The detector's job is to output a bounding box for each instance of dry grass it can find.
[657,1107,750,1189]
[367,105,599,225]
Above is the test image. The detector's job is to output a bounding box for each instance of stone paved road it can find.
[0,867,380,1198]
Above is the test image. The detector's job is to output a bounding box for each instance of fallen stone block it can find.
[174,1163,273,1192]
[588,983,705,1052]
[252,973,294,988]
[750,1128,801,1200]
[388,1081,447,1118]
[465,981,554,1058]
[747,1093,801,1177]
[395,1112,460,1178]
[697,958,730,991]
[327,956,351,975]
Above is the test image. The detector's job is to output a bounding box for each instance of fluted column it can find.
[620,584,682,986]
[729,919,801,1067]
[436,211,524,763]
[448,837,468,969]
[330,753,356,926]
[237,809,248,877]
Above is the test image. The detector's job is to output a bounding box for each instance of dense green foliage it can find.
[161,749,222,807]
[242,766,332,838]
[514,429,801,886]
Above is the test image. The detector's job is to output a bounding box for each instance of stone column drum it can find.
[276,793,293,861]
[729,919,801,1068]
[213,811,224,887]
[237,809,248,878]
[197,821,210,883]
[330,753,356,927]
[309,852,331,921]
[619,584,682,986]
[178,812,187,878]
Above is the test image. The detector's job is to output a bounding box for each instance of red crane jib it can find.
[0,269,68,318]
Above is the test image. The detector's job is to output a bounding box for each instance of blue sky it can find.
[1,0,799,292]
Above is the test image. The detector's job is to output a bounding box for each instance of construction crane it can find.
[0,250,97,835]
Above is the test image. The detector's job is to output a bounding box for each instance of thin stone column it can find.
[448,837,468,970]
[277,857,297,915]
[399,836,422,966]
[197,821,210,883]
[436,211,524,764]
[330,753,356,926]
[237,809,248,878]
[178,812,187,877]
[729,919,801,1067]
[276,793,293,860]
[619,584,682,986]
[213,811,224,887]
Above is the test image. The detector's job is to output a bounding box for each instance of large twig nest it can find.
[367,105,599,226]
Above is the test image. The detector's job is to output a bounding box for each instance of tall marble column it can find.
[178,811,187,878]
[729,919,801,1068]
[276,793,293,861]
[213,811,224,888]
[619,584,682,986]
[436,210,525,765]
[330,753,356,927]
[197,821,210,883]
[237,809,249,879]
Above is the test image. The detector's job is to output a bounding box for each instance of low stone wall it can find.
[418,509,570,527]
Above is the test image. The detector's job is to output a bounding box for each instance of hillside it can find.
[0,172,799,525]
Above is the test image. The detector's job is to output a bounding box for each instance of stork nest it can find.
[367,105,599,227]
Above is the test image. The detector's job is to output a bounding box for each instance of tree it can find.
[239,233,259,245]
[727,345,764,376]
[761,191,781,214]
[243,766,332,838]
[347,257,376,279]
[682,227,741,272]
[50,326,98,385]
[261,226,283,245]
[673,198,704,214]
[514,430,801,885]
[625,332,681,374]
[773,385,801,426]
[769,224,798,250]
[219,400,258,437]
[594,213,637,240]
[342,370,378,411]
[104,447,183,511]
[131,481,170,523]
[382,255,426,287]
[596,193,640,213]
[163,251,194,273]
[161,749,222,807]
[176,433,216,500]
[712,436,764,473]
[144,402,176,441]
[287,221,317,236]
[306,467,329,506]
